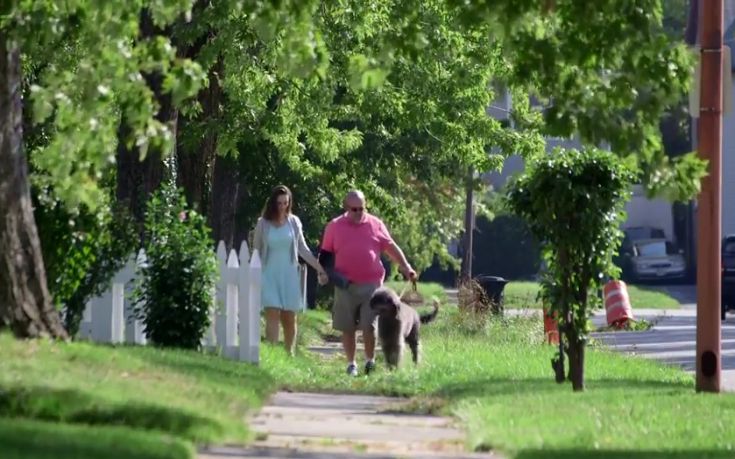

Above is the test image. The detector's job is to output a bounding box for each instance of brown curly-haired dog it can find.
[369,286,439,368]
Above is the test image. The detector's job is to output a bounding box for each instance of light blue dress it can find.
[261,222,303,312]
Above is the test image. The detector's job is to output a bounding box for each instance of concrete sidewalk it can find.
[198,304,504,459]
[199,392,501,459]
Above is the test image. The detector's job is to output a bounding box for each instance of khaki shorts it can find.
[332,283,380,332]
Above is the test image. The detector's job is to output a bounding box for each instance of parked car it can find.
[618,226,665,253]
[721,235,735,320]
[618,238,686,282]
[622,226,666,242]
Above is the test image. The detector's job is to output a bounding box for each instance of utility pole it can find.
[461,167,474,281]
[696,0,723,393]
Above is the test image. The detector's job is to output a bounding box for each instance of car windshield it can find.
[626,227,665,240]
[724,240,735,254]
[635,241,676,257]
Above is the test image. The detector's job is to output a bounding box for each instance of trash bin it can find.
[475,275,508,314]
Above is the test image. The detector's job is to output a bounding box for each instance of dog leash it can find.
[399,278,427,306]
[398,279,417,299]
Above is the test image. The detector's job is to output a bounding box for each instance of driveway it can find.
[592,309,735,392]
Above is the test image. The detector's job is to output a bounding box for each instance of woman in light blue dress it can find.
[252,185,327,355]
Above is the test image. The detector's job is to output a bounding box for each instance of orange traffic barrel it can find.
[604,280,633,328]
[543,306,559,344]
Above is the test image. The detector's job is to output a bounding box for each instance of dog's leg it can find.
[383,340,401,369]
[406,326,420,364]
[378,317,402,369]
[380,332,401,369]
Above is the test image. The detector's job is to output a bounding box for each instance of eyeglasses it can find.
[350,207,364,212]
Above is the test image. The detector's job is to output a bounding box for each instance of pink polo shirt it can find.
[320,213,394,285]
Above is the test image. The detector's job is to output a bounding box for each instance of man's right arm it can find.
[318,222,350,288]
[318,249,334,270]
[319,221,335,266]
[318,222,334,286]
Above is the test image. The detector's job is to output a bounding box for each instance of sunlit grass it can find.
[0,335,274,459]
[504,281,681,310]
[262,308,735,458]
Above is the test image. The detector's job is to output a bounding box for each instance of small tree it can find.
[133,184,217,349]
[506,148,634,391]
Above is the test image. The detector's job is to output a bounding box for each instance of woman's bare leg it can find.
[265,307,280,344]
[280,310,297,355]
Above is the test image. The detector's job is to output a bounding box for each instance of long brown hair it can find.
[261,185,293,221]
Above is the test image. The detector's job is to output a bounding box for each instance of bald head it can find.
[344,190,366,223]
[343,190,365,206]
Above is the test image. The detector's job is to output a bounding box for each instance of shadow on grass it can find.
[0,417,192,459]
[126,345,275,401]
[513,449,732,459]
[0,385,222,441]
[436,376,691,399]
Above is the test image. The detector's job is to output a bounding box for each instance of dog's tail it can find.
[420,298,440,324]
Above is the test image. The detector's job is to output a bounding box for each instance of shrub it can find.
[35,194,137,336]
[457,278,492,316]
[133,184,217,349]
[506,148,634,391]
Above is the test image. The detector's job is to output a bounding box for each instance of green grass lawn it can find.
[261,307,735,458]
[0,334,275,459]
[504,281,682,310]
[0,279,721,459]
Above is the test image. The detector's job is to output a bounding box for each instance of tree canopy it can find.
[0,0,702,336]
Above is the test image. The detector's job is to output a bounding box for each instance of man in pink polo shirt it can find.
[319,190,416,376]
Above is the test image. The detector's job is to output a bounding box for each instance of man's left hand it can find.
[401,265,417,281]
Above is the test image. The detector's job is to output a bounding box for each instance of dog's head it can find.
[369,287,401,318]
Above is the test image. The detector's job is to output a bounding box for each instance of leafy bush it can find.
[133,184,217,349]
[35,194,137,336]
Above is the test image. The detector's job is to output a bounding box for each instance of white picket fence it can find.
[76,240,308,364]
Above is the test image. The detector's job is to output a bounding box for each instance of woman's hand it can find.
[317,265,329,286]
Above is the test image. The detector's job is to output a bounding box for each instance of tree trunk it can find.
[115,122,168,239]
[0,36,68,339]
[209,154,244,250]
[460,167,474,281]
[116,9,177,239]
[177,57,222,214]
[567,338,585,391]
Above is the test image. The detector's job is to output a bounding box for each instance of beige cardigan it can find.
[251,214,320,270]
